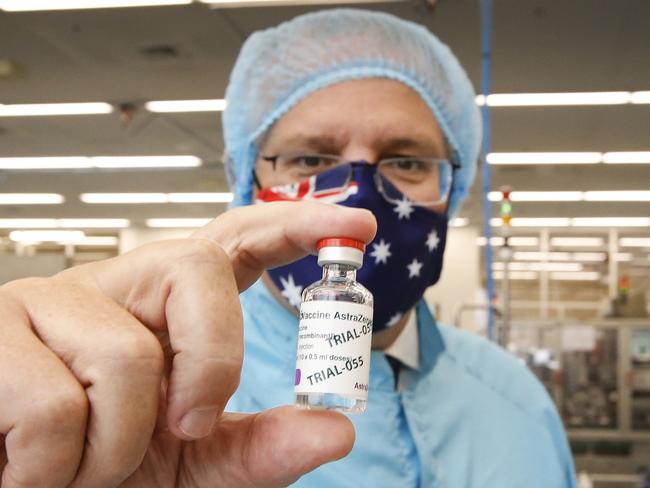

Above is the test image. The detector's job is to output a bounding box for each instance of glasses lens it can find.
[276,154,342,182]
[377,158,453,205]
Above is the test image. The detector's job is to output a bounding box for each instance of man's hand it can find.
[0,201,376,487]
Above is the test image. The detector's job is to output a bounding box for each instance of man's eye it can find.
[288,156,337,168]
[390,158,425,171]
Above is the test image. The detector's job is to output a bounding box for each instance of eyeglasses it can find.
[261,152,459,206]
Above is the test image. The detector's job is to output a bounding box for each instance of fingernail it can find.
[179,407,218,439]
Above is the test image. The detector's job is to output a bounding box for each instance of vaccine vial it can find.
[295,237,374,413]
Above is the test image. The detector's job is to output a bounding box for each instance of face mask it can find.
[256,163,448,333]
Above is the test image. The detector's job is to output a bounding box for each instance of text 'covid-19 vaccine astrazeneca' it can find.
[295,237,374,413]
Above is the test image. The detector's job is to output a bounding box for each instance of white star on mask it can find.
[407,258,423,278]
[393,196,414,220]
[386,312,403,328]
[370,239,392,264]
[426,230,440,251]
[279,274,303,308]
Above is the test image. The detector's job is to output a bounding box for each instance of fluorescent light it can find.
[9,230,85,243]
[551,237,605,247]
[69,236,119,246]
[449,217,468,228]
[198,0,404,6]
[0,156,201,169]
[631,91,650,104]
[0,193,64,204]
[584,191,650,201]
[476,90,650,107]
[146,218,213,228]
[551,272,600,281]
[145,99,227,113]
[491,218,571,227]
[493,217,650,228]
[602,152,650,164]
[513,251,571,261]
[0,219,129,229]
[487,152,602,165]
[0,0,191,10]
[81,192,234,204]
[483,92,631,107]
[0,219,57,228]
[488,191,650,202]
[476,236,540,247]
[90,156,201,168]
[12,234,119,246]
[493,262,583,272]
[616,252,633,262]
[167,192,233,203]
[572,252,607,262]
[571,217,650,227]
[81,193,168,204]
[488,191,583,202]
[0,157,93,169]
[492,271,538,280]
[619,238,650,247]
[0,102,113,116]
[58,219,130,228]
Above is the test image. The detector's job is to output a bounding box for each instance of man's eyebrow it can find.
[267,133,344,152]
[382,137,445,156]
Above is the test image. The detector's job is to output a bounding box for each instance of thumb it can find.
[181,406,355,487]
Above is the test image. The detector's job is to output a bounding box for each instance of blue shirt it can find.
[228,280,577,487]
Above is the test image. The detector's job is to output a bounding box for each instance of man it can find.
[0,8,575,488]
[224,8,576,487]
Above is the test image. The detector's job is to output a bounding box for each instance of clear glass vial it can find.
[295,237,374,413]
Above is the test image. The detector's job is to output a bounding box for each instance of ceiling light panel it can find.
[602,152,650,164]
[198,0,404,6]
[146,218,213,228]
[145,99,227,112]
[0,102,113,116]
[571,217,650,227]
[0,193,64,204]
[9,230,85,243]
[631,91,650,104]
[619,238,650,247]
[583,191,650,201]
[488,191,583,202]
[551,237,605,247]
[0,0,191,11]
[0,219,129,229]
[493,262,583,272]
[0,156,201,169]
[550,272,600,281]
[491,218,571,227]
[80,192,234,204]
[487,152,602,165]
[482,92,631,107]
[476,237,540,247]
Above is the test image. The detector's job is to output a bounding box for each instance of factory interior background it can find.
[1,1,649,486]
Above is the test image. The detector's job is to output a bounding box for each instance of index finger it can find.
[191,201,377,290]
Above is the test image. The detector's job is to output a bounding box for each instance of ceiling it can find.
[0,0,649,239]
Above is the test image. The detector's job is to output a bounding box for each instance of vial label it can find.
[295,300,373,398]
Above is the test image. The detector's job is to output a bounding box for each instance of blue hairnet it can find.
[223,8,481,216]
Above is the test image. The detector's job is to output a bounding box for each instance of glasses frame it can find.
[256,152,461,209]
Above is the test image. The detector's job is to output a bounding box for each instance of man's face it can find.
[255,78,448,211]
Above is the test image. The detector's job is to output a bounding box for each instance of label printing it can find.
[295,300,373,398]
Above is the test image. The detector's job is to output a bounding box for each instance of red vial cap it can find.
[316,237,366,252]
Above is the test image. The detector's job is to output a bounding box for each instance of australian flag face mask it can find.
[256,162,449,333]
